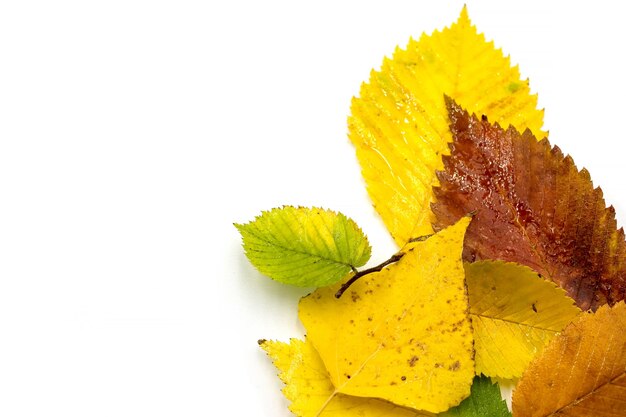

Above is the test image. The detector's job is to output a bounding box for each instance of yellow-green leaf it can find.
[236,206,371,287]
[299,218,474,413]
[259,338,432,417]
[466,261,581,379]
[512,302,626,416]
[348,7,545,245]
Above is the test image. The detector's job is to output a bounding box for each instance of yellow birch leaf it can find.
[348,7,545,245]
[299,218,474,413]
[259,338,433,417]
[512,301,626,416]
[466,261,581,379]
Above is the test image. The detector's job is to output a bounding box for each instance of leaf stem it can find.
[335,253,404,298]
[407,233,433,243]
[335,233,435,298]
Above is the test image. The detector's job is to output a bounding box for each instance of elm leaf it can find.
[512,302,626,416]
[433,99,626,310]
[349,6,545,245]
[236,206,371,287]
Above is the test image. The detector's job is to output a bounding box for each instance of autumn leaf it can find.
[432,99,626,310]
[259,338,433,417]
[236,206,371,287]
[348,6,545,246]
[299,218,474,413]
[441,375,511,417]
[512,301,626,417]
[260,339,510,417]
[466,261,581,379]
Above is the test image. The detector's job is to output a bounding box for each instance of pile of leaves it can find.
[236,8,626,417]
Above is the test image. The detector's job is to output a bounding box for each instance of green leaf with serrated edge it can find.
[440,375,511,417]
[235,206,371,287]
[466,261,581,379]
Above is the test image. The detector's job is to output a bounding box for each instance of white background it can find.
[1,1,625,416]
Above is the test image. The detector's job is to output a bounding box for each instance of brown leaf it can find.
[432,98,626,310]
[512,302,626,417]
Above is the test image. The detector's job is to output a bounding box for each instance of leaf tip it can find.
[460,4,470,21]
[444,96,470,130]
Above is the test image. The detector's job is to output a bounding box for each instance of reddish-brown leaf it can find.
[432,98,626,310]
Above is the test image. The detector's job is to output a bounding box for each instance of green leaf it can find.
[441,375,511,417]
[235,206,371,287]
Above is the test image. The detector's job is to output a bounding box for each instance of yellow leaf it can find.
[466,261,581,379]
[259,338,433,417]
[348,6,545,245]
[512,302,626,417]
[299,218,474,413]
